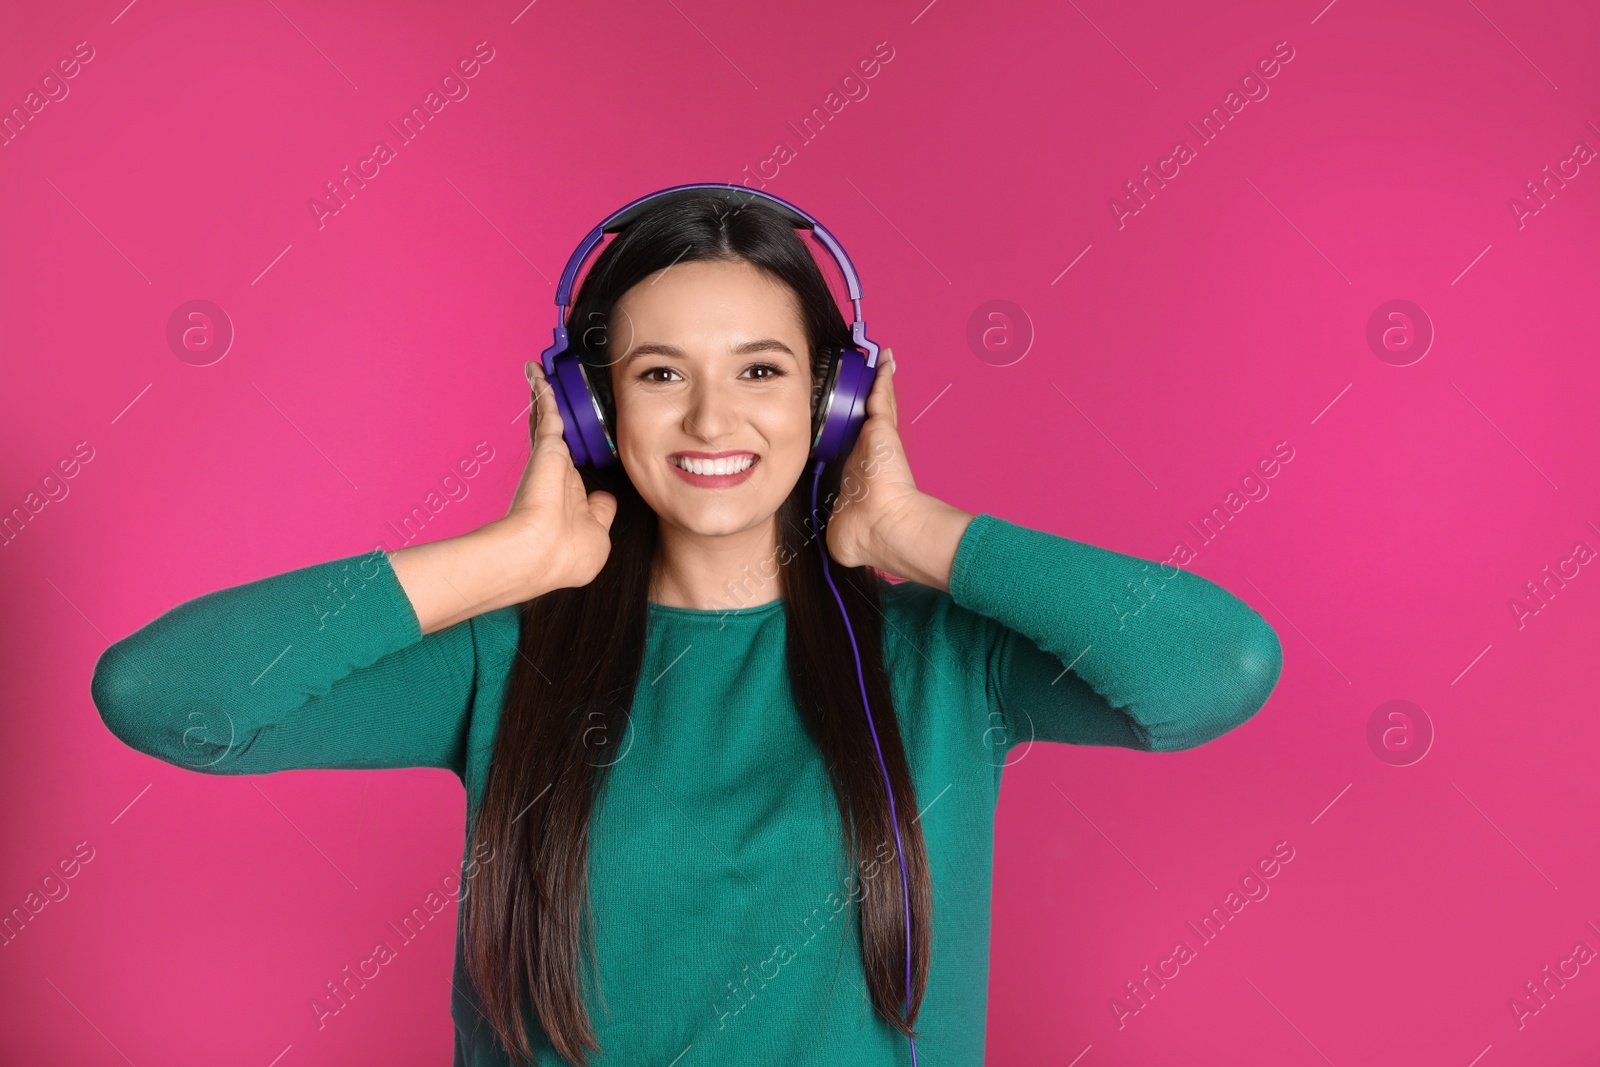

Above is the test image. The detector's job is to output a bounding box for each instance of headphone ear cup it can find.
[811,348,874,465]
[550,352,618,467]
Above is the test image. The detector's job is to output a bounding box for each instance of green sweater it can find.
[90,513,1282,1066]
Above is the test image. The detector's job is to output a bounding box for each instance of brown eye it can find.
[641,367,680,383]
[742,363,784,380]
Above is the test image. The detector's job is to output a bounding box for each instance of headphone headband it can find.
[553,183,866,312]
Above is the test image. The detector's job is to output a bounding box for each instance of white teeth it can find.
[675,455,753,476]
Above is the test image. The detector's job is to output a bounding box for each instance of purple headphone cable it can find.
[810,458,919,1066]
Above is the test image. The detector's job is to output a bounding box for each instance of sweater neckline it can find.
[647,597,786,621]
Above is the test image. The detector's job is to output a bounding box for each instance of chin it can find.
[624,449,808,536]
[674,513,766,538]
[648,480,800,539]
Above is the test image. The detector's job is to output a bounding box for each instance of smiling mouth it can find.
[669,453,757,476]
[667,452,760,489]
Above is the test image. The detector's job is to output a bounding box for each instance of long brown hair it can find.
[460,194,931,1065]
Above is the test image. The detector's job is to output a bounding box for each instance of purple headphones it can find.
[536,182,883,469]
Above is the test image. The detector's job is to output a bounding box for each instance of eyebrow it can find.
[621,338,799,364]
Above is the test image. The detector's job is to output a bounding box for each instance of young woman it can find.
[91,189,1283,1067]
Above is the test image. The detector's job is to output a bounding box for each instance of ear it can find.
[583,353,619,437]
[812,349,839,427]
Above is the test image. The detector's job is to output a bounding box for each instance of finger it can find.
[588,490,619,531]
[531,402,573,476]
[528,362,554,436]
[867,348,896,428]
[530,370,564,444]
[883,348,897,425]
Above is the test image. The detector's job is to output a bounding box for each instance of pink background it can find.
[3,0,1598,1064]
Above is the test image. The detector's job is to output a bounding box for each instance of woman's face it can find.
[606,258,815,539]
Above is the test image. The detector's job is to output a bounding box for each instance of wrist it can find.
[390,521,549,636]
[870,494,975,592]
[475,519,558,605]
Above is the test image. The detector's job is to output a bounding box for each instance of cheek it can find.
[753,396,816,508]
[747,392,816,490]
[613,396,668,484]
[758,391,814,451]
[612,386,666,446]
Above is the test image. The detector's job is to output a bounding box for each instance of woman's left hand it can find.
[826,348,975,588]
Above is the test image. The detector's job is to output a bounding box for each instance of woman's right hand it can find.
[390,362,619,635]
[501,360,619,591]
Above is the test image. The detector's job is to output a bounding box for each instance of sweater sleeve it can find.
[89,548,488,777]
[947,513,1282,753]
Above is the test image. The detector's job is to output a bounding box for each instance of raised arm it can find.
[90,546,492,776]
[945,512,1283,753]
[90,360,621,776]
[825,351,1281,755]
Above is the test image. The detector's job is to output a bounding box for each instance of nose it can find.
[681,374,741,443]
